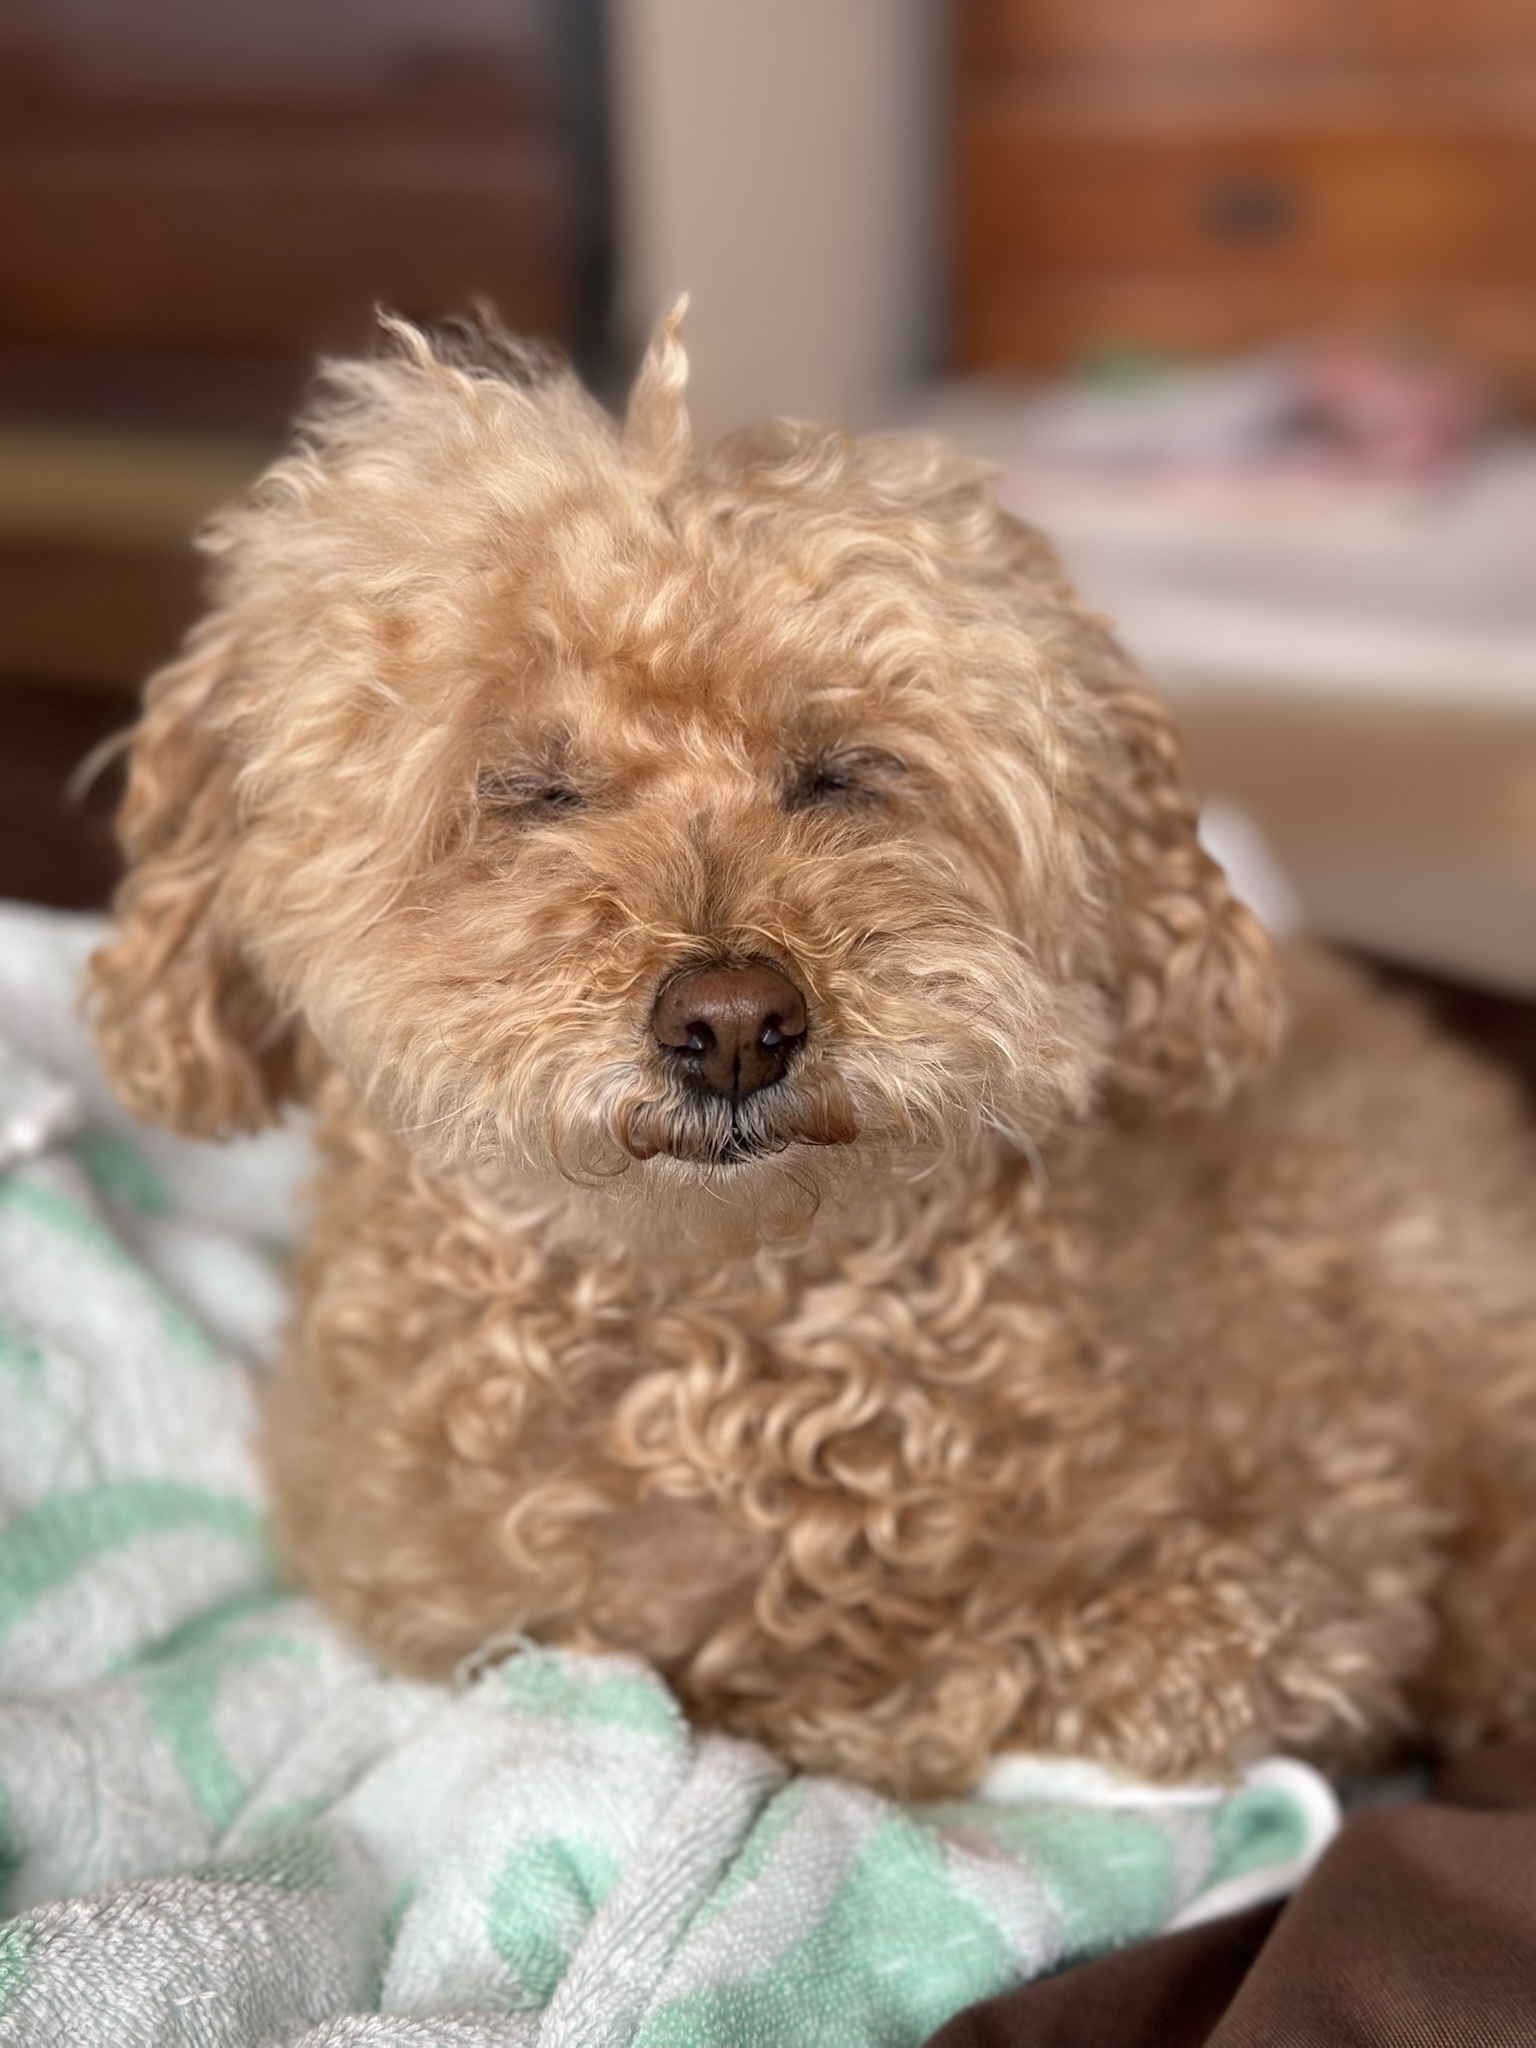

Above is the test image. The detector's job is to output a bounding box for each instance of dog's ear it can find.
[90,618,304,1136]
[1092,666,1284,1116]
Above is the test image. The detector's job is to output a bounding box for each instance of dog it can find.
[91,309,1536,1798]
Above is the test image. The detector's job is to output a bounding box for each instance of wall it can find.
[610,0,937,439]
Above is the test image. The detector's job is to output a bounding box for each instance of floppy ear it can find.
[1093,666,1284,1117]
[90,616,306,1136]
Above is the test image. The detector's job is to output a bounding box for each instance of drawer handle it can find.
[1201,179,1302,241]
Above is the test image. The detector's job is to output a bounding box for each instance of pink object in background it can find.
[979,331,1505,518]
[1301,337,1498,482]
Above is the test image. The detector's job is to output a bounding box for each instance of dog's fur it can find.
[92,310,1536,1797]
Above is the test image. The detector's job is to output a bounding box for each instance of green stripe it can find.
[0,1481,270,1641]
[140,1587,291,1667]
[1209,1784,1310,1885]
[0,1176,219,1364]
[0,1173,132,1268]
[72,1129,174,1218]
[142,1634,315,1829]
[493,1652,689,1748]
[933,1802,1177,1957]
[637,1810,1015,2048]
[488,1835,621,2008]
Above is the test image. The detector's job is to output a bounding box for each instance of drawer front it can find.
[957,117,1536,284]
[959,0,1536,76]
[954,270,1536,407]
[959,0,1356,76]
[0,128,571,353]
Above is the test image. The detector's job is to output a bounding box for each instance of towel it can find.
[0,899,1339,2048]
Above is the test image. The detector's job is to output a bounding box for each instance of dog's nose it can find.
[653,964,807,1101]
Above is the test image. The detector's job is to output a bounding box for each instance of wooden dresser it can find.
[952,0,1536,405]
[0,0,587,906]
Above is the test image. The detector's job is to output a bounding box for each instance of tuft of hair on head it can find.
[373,300,570,394]
[624,295,693,477]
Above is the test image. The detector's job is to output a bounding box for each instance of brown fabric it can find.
[925,1743,1536,2048]
[1436,1739,1536,1810]
[925,1903,1280,2048]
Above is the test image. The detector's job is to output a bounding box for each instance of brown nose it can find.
[652,963,808,1101]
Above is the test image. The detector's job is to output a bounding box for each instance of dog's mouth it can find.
[716,1131,771,1167]
[711,1127,791,1170]
[617,1077,859,1169]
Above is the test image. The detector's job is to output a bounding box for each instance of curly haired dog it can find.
[91,309,1536,1798]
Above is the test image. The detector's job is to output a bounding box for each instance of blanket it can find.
[0,899,1339,2048]
[930,1740,1536,2048]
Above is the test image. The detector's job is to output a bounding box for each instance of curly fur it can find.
[93,307,1536,1796]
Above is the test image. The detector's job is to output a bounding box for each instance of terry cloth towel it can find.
[0,899,1340,2048]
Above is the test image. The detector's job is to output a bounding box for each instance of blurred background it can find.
[1,0,1532,1067]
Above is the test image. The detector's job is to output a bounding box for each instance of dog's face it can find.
[93,312,1279,1242]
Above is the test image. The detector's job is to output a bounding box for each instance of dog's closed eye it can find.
[477,768,587,821]
[781,750,905,814]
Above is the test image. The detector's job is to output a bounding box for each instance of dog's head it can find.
[92,309,1281,1242]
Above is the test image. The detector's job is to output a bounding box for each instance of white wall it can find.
[610,0,937,441]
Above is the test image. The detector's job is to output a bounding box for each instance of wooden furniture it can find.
[953,0,1536,404]
[0,92,570,391]
[0,3,573,396]
[0,1,582,700]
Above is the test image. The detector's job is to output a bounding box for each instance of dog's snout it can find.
[653,964,807,1101]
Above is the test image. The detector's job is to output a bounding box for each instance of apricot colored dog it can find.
[93,312,1536,1796]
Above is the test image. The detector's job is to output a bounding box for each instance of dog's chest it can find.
[316,1119,1131,1555]
[472,1175,1111,1522]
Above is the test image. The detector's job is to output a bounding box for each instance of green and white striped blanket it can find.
[0,900,1339,2047]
